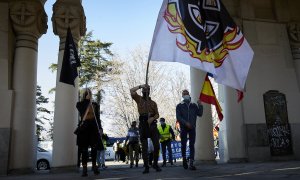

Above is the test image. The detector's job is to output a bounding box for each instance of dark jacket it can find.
[76,99,101,128]
[176,101,203,129]
[75,99,103,149]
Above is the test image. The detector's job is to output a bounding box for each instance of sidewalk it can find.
[1,160,300,179]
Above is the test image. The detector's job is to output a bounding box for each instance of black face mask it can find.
[142,92,149,98]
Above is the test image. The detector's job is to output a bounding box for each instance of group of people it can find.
[130,84,203,174]
[74,84,203,176]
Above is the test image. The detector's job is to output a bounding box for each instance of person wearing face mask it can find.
[130,84,162,174]
[157,118,175,167]
[176,89,203,170]
[125,121,140,168]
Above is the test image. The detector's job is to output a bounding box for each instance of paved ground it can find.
[1,160,300,179]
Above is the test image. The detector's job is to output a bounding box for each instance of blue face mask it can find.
[183,95,191,102]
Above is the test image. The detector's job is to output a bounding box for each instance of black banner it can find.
[59,27,81,86]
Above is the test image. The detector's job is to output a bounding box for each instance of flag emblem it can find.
[149,0,254,91]
[164,1,244,68]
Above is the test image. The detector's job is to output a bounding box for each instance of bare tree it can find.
[103,46,190,137]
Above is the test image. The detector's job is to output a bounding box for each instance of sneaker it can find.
[130,163,133,168]
[162,162,166,167]
[135,163,138,167]
[189,160,196,170]
[102,164,107,169]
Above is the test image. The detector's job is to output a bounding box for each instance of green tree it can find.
[49,31,120,103]
[36,85,51,141]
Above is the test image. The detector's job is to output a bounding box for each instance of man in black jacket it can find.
[176,89,203,170]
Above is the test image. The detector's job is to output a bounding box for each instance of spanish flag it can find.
[200,73,223,121]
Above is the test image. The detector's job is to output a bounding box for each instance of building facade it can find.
[0,0,299,175]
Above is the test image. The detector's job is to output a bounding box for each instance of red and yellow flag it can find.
[199,74,223,121]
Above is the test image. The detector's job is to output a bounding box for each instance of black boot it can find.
[189,160,196,170]
[142,166,149,174]
[183,158,188,169]
[153,164,162,172]
[92,166,100,175]
[82,165,88,177]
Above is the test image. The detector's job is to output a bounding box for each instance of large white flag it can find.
[149,0,254,91]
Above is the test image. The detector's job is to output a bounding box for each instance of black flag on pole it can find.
[59,27,81,86]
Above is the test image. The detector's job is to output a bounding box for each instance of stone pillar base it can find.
[8,168,34,175]
[0,128,10,175]
[194,160,217,165]
[50,165,78,174]
[271,155,295,161]
[227,158,248,163]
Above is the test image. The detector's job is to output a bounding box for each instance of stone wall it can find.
[0,1,14,175]
[243,20,300,161]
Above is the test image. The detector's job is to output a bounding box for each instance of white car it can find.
[37,147,52,170]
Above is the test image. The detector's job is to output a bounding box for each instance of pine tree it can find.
[36,85,51,141]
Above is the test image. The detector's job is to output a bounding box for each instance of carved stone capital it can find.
[52,0,86,43]
[287,22,300,60]
[9,0,48,39]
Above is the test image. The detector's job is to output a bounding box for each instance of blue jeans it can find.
[180,128,196,160]
[97,150,105,166]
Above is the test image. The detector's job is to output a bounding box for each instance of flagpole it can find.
[145,58,150,86]
[145,58,150,121]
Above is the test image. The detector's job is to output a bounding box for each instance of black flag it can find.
[59,27,81,86]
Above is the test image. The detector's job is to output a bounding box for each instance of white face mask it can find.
[183,95,191,102]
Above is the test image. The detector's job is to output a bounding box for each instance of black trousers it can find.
[161,140,173,163]
[77,120,102,168]
[139,115,160,168]
[80,146,97,167]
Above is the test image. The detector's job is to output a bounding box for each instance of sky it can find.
[37,0,164,108]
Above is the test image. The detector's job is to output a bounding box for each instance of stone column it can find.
[51,0,86,167]
[9,0,47,171]
[223,87,247,162]
[287,23,300,89]
[190,68,215,163]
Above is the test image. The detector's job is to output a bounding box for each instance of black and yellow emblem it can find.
[164,0,244,68]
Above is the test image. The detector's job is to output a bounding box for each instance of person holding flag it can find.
[176,90,203,170]
[130,84,162,174]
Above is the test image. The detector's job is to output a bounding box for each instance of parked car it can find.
[37,147,52,170]
[87,137,126,161]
